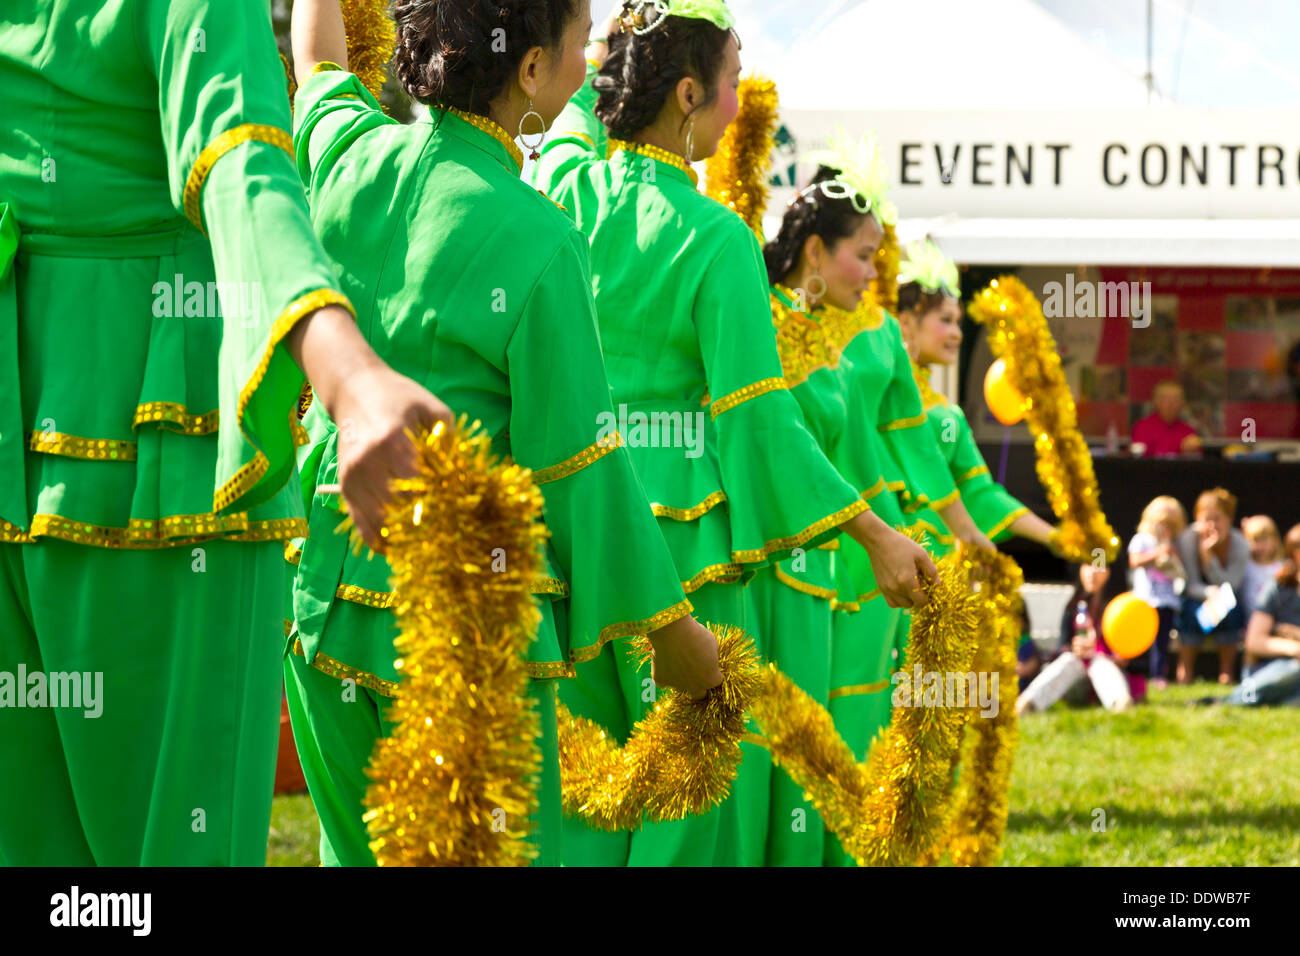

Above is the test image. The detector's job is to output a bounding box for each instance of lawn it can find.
[267,681,1300,866]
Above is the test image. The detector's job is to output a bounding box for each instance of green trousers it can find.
[0,538,283,865]
[743,566,833,866]
[557,580,746,866]
[825,596,906,867]
[283,596,562,866]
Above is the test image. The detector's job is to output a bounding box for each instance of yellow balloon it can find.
[1101,592,1159,660]
[984,358,1025,426]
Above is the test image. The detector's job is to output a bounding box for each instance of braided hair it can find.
[393,0,578,114]
[594,3,732,139]
[763,166,871,286]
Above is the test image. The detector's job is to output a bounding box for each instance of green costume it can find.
[905,360,1029,558]
[826,309,957,866]
[286,67,691,867]
[0,0,349,865]
[534,63,869,867]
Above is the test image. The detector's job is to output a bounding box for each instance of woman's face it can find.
[1197,504,1230,544]
[912,298,963,365]
[531,0,594,127]
[817,215,883,311]
[1080,563,1110,594]
[687,35,742,161]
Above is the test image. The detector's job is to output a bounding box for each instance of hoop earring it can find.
[518,99,546,161]
[804,273,827,301]
[683,115,696,165]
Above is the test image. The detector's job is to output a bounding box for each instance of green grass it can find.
[267,681,1300,866]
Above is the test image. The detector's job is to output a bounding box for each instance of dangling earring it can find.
[683,114,696,165]
[805,273,827,303]
[518,98,545,161]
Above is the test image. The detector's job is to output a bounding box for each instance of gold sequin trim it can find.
[214,288,354,513]
[530,576,570,597]
[183,124,294,232]
[309,61,344,76]
[336,583,395,609]
[879,413,927,432]
[828,679,891,700]
[285,541,302,565]
[133,401,220,435]
[774,566,838,601]
[650,491,728,522]
[886,480,906,492]
[929,488,961,511]
[908,518,955,546]
[607,138,699,186]
[956,464,990,485]
[528,660,577,680]
[571,597,695,664]
[530,431,623,485]
[818,539,840,551]
[861,477,887,501]
[0,514,305,549]
[292,637,400,698]
[985,506,1028,540]
[911,360,949,410]
[831,598,860,613]
[681,562,745,593]
[731,499,868,565]
[769,285,883,388]
[709,377,787,419]
[443,107,523,170]
[27,431,136,461]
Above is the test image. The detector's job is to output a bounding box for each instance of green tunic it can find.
[905,361,1029,557]
[287,67,691,866]
[535,63,869,866]
[0,0,348,865]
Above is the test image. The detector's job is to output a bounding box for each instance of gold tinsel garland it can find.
[751,545,984,866]
[968,276,1121,564]
[703,75,779,236]
[556,627,761,831]
[871,221,900,313]
[364,419,546,866]
[340,0,396,103]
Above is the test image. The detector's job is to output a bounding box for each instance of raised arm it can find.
[291,0,349,85]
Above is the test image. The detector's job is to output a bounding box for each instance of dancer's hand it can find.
[287,305,453,549]
[648,615,722,700]
[843,511,937,609]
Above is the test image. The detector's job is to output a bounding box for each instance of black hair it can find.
[897,282,956,318]
[594,3,732,140]
[763,166,873,286]
[393,0,579,114]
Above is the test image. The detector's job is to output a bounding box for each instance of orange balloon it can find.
[1101,592,1159,660]
[984,358,1025,425]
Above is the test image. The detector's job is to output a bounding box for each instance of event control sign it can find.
[780,110,1300,219]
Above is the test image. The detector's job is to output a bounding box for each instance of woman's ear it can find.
[801,233,825,272]
[675,75,698,118]
[517,45,546,99]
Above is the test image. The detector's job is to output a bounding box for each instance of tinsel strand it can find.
[703,75,779,236]
[968,275,1121,564]
[340,0,396,104]
[871,221,900,314]
[556,626,762,831]
[363,418,546,866]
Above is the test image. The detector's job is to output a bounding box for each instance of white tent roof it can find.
[748,0,1162,110]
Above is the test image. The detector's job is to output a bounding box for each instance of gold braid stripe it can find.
[607,138,699,186]
[861,477,887,500]
[443,106,523,169]
[0,514,304,548]
[336,583,394,609]
[709,377,787,418]
[956,464,989,485]
[879,413,927,432]
[530,576,570,597]
[830,598,860,613]
[886,480,906,492]
[909,518,955,546]
[292,637,400,697]
[930,488,961,511]
[774,566,838,601]
[183,124,294,232]
[213,289,354,513]
[574,597,695,662]
[985,506,1028,541]
[818,539,840,551]
[731,499,867,565]
[530,431,623,485]
[27,431,136,461]
[827,679,891,700]
[681,561,745,593]
[134,401,220,435]
[650,490,728,522]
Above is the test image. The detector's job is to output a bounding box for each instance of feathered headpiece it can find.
[620,0,736,33]
[899,239,960,298]
[798,128,897,227]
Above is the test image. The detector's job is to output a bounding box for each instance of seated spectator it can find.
[1014,604,1042,693]
[1130,381,1202,457]
[1209,523,1300,707]
[1016,563,1145,715]
[1128,495,1188,689]
[1176,487,1249,685]
[1241,514,1285,673]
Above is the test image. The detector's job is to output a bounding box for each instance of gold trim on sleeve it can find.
[214,289,354,514]
[861,477,887,501]
[731,499,869,564]
[709,377,787,418]
[879,413,927,432]
[530,576,570,597]
[828,679,891,700]
[27,431,136,461]
[570,597,695,664]
[530,431,623,485]
[774,566,839,601]
[292,637,400,697]
[985,506,1029,540]
[929,488,961,511]
[956,464,990,485]
[650,490,728,522]
[335,583,395,609]
[908,518,955,546]
[681,561,745,593]
[134,401,220,435]
[183,124,294,232]
[0,514,305,549]
[284,541,302,565]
